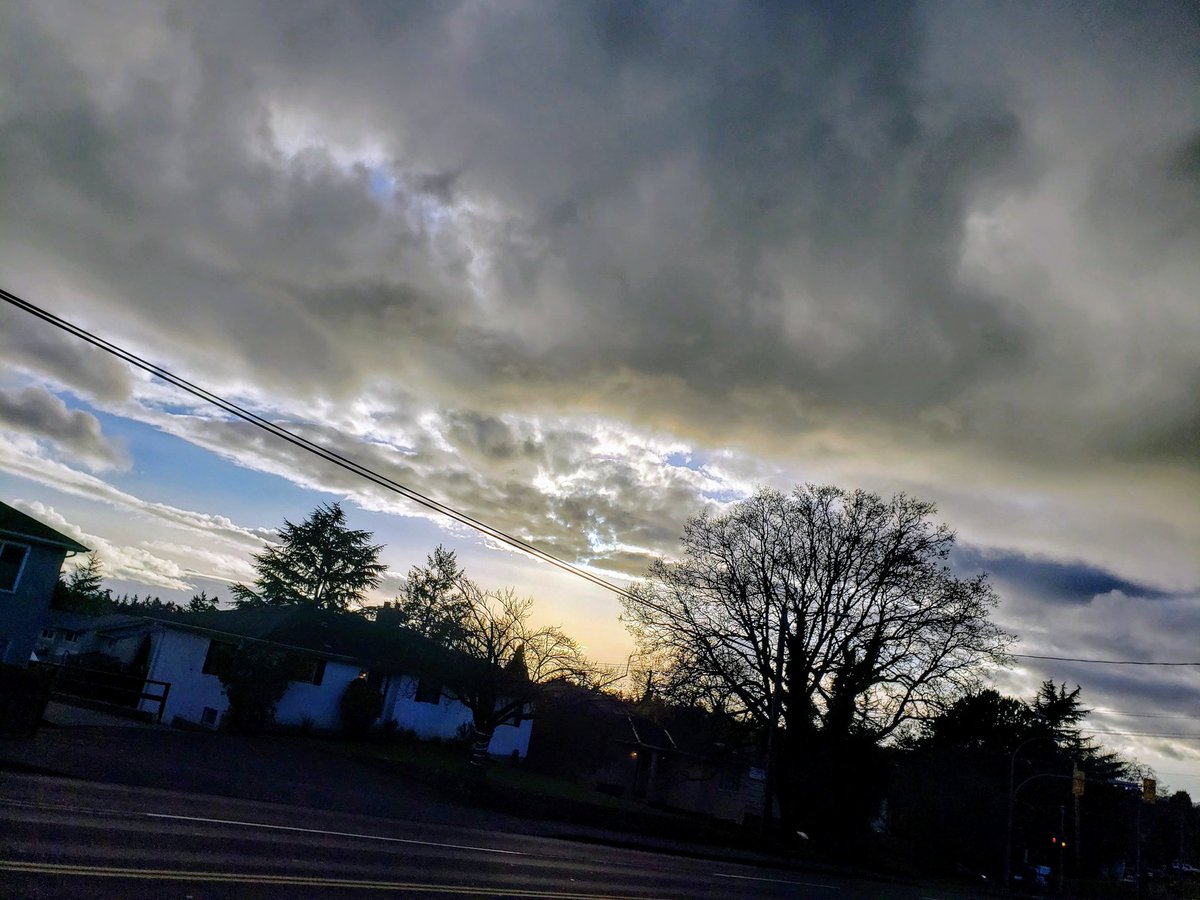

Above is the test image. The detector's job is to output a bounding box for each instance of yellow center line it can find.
[0,860,671,899]
[144,811,527,855]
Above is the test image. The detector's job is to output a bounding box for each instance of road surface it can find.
[0,773,988,898]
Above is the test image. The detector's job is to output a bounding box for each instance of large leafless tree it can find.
[622,485,1012,821]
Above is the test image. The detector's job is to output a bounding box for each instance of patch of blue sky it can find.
[335,502,462,573]
[95,409,326,527]
[367,166,394,202]
[664,450,700,470]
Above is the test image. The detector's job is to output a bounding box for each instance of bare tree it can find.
[440,583,588,770]
[622,484,1013,829]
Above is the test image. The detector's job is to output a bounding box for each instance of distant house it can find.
[526,683,765,825]
[37,610,152,666]
[0,501,89,667]
[80,606,531,756]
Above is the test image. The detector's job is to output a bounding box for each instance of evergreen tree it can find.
[231,503,385,611]
[188,591,220,612]
[51,552,112,614]
[384,545,470,645]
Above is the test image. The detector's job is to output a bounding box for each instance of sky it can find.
[1,1,1197,792]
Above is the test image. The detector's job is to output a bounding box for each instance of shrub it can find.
[0,665,50,737]
[340,676,384,738]
[218,643,290,734]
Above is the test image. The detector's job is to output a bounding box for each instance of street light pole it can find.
[1004,735,1060,888]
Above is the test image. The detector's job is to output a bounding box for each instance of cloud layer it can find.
[0,385,128,469]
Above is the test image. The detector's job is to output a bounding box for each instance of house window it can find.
[0,542,30,592]
[286,654,326,686]
[414,678,441,704]
[200,707,219,727]
[40,628,55,640]
[202,640,237,678]
[61,630,79,644]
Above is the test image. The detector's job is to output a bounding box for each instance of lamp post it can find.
[1004,735,1061,888]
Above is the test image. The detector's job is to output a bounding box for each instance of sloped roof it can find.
[44,609,171,635]
[150,606,458,676]
[0,501,90,553]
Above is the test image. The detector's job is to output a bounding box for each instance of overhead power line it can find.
[1080,730,1200,740]
[1089,710,1200,721]
[1014,653,1200,667]
[1,288,639,603]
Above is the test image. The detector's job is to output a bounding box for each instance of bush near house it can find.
[217,643,291,734]
[0,664,51,737]
[339,676,384,737]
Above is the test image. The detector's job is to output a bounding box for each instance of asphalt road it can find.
[0,774,992,899]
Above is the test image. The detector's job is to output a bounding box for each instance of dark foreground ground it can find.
[0,704,1001,898]
[0,772,1007,899]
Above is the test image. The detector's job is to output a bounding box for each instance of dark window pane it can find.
[0,543,29,591]
[414,678,441,704]
[202,640,236,677]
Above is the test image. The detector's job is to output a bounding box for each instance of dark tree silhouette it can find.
[231,503,384,611]
[382,545,471,646]
[431,583,587,772]
[187,591,220,612]
[622,484,1013,839]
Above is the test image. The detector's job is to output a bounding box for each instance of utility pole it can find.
[1072,762,1084,889]
[1057,805,1066,894]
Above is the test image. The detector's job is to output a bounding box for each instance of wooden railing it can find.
[37,661,171,724]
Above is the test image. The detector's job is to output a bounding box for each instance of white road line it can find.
[0,861,660,898]
[143,813,527,856]
[712,872,841,890]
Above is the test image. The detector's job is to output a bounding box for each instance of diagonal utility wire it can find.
[1,287,639,603]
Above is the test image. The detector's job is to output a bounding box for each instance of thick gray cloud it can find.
[0,0,1194,466]
[0,384,128,468]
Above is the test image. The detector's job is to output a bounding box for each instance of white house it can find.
[105,607,532,756]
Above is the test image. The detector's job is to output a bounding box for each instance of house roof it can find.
[43,609,165,635]
[149,606,459,676]
[0,501,90,554]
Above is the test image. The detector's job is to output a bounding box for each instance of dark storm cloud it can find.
[0,384,128,468]
[0,313,133,403]
[955,546,1179,605]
